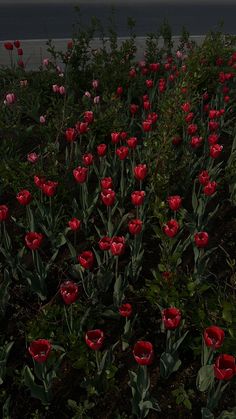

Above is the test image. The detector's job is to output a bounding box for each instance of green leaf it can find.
[0,268,12,316]
[46,249,59,272]
[192,179,198,212]
[26,206,35,231]
[23,365,50,404]
[160,352,181,379]
[218,407,236,418]
[55,233,67,248]
[66,239,77,260]
[0,341,14,384]
[196,365,214,392]
[201,407,215,419]
[222,302,233,323]
[2,395,11,419]
[172,330,188,352]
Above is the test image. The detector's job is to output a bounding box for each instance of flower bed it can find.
[1,20,236,419]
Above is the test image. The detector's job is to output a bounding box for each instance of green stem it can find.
[69,304,73,333]
[63,305,71,334]
[115,256,119,282]
[95,350,101,374]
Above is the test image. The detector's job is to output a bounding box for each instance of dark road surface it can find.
[0,2,236,40]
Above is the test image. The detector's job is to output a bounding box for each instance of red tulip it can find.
[172,135,182,145]
[181,102,191,113]
[116,86,123,96]
[73,166,88,183]
[202,91,209,100]
[198,170,210,186]
[85,329,104,350]
[158,78,166,93]
[131,190,145,206]
[128,219,143,235]
[111,132,120,144]
[167,195,182,211]
[163,220,179,238]
[18,59,25,69]
[28,339,51,363]
[134,164,147,181]
[143,101,151,110]
[142,120,152,132]
[78,250,94,270]
[110,236,125,256]
[119,303,132,317]
[4,42,13,50]
[147,112,158,124]
[17,48,23,56]
[210,144,223,159]
[41,181,58,197]
[190,136,203,149]
[65,128,77,142]
[14,40,20,48]
[187,124,198,135]
[0,205,9,221]
[82,153,94,166]
[34,175,46,189]
[185,112,194,123]
[60,280,79,305]
[68,217,81,231]
[127,137,138,149]
[162,271,172,282]
[209,121,219,132]
[101,189,115,206]
[203,181,217,196]
[25,232,43,250]
[27,152,39,164]
[133,341,154,365]
[97,143,107,156]
[204,326,225,349]
[208,133,219,145]
[164,62,171,71]
[129,68,136,78]
[98,236,111,251]
[16,189,32,206]
[67,40,73,49]
[116,146,129,160]
[130,104,139,115]
[146,79,154,88]
[194,232,209,248]
[120,131,128,141]
[149,62,160,72]
[158,79,166,93]
[100,177,113,190]
[84,111,94,124]
[76,122,88,134]
[162,307,181,330]
[214,354,236,380]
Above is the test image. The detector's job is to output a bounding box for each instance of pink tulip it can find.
[4,93,16,105]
